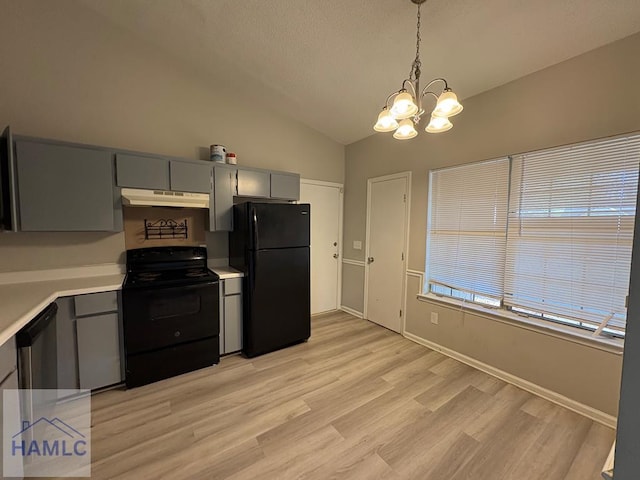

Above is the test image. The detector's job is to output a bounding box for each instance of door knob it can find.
[367,257,374,264]
[333,253,339,259]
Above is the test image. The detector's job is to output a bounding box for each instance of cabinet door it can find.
[237,168,270,198]
[0,370,23,478]
[76,313,122,390]
[224,294,243,353]
[271,172,300,200]
[211,165,237,231]
[170,161,212,193]
[56,297,79,389]
[116,153,170,190]
[15,140,115,231]
[219,283,225,354]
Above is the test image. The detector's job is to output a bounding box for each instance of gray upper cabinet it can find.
[116,153,170,190]
[237,168,270,198]
[271,172,300,200]
[170,161,212,193]
[15,140,116,231]
[211,165,237,231]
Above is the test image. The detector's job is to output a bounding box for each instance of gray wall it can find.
[342,32,640,415]
[0,0,345,272]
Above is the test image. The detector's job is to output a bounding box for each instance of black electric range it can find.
[122,246,220,388]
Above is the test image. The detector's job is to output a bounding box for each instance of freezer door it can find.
[251,203,310,249]
[244,247,310,357]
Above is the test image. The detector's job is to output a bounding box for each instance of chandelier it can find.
[373,0,463,140]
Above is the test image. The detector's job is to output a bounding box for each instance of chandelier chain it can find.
[410,1,423,81]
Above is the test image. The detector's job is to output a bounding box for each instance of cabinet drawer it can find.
[223,278,242,296]
[0,337,16,381]
[74,291,118,317]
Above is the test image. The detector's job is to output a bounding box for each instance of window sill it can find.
[416,292,624,355]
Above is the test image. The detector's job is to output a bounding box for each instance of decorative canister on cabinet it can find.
[210,144,226,163]
[226,152,237,164]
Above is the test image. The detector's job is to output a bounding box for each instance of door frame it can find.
[300,178,344,313]
[363,171,411,332]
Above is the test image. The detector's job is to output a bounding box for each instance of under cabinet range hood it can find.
[121,188,210,209]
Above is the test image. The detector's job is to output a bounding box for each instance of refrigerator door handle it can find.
[251,207,258,250]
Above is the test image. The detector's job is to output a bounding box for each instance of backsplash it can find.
[123,206,206,249]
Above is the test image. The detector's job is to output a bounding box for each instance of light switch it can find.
[353,240,362,250]
[430,312,439,325]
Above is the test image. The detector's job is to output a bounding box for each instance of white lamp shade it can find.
[432,90,463,118]
[373,108,399,132]
[390,92,419,120]
[393,119,418,140]
[425,114,453,133]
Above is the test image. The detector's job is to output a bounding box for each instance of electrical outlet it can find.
[430,312,439,325]
[353,240,362,250]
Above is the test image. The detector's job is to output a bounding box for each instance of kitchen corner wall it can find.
[342,32,640,416]
[0,0,345,273]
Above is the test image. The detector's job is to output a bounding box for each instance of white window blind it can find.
[505,135,640,333]
[426,158,510,300]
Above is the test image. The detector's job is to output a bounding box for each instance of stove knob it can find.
[174,331,181,337]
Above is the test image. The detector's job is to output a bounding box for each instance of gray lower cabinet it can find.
[76,312,121,390]
[237,168,270,198]
[56,291,123,391]
[15,140,116,231]
[74,291,122,390]
[271,172,300,200]
[210,165,237,231]
[116,153,170,190]
[1,368,23,479]
[170,161,212,193]
[220,278,243,354]
[0,336,23,478]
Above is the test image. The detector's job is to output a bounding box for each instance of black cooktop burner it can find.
[123,246,219,289]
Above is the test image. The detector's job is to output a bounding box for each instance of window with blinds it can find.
[425,133,640,338]
[505,136,640,336]
[426,158,510,305]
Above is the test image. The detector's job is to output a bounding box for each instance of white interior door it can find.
[365,173,410,333]
[300,180,343,314]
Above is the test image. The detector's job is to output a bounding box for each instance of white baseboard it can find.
[340,305,364,318]
[403,331,617,428]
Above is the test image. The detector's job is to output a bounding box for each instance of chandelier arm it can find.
[383,91,401,109]
[402,79,418,98]
[419,78,449,98]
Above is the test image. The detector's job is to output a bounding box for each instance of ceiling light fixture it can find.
[373,0,463,139]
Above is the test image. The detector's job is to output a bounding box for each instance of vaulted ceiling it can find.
[80,0,640,145]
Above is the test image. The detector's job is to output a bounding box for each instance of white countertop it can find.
[0,269,124,346]
[211,266,244,279]
[0,263,243,347]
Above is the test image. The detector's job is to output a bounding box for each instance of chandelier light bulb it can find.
[425,114,453,133]
[373,108,400,132]
[432,90,463,118]
[393,119,418,140]
[390,92,419,120]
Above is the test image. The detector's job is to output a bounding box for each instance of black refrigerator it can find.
[229,202,311,358]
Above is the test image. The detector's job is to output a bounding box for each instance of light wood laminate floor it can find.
[79,311,613,479]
